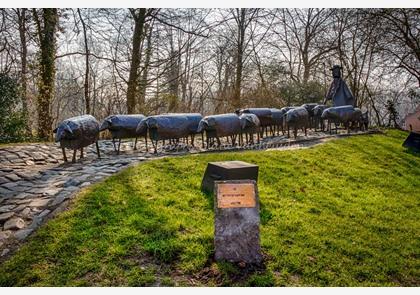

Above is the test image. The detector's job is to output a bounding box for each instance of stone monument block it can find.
[214,180,262,265]
[201,161,259,194]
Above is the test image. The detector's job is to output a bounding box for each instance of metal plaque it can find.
[217,182,256,208]
[214,179,262,264]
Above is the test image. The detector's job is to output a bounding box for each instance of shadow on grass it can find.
[0,170,196,286]
[403,147,420,157]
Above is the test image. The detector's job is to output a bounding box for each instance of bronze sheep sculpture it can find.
[53,103,369,161]
[100,114,146,154]
[54,115,101,163]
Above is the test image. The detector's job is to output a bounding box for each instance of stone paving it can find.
[0,129,377,260]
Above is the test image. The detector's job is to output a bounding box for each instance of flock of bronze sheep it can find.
[54,104,369,162]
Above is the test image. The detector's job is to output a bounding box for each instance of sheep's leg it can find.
[287,126,290,138]
[117,139,122,155]
[112,138,116,152]
[201,132,205,149]
[217,137,221,147]
[96,141,101,159]
[145,135,148,152]
[294,127,297,139]
[62,148,68,162]
[191,135,195,147]
[80,147,84,159]
[152,140,157,154]
[305,126,307,136]
[134,137,138,150]
[72,149,77,163]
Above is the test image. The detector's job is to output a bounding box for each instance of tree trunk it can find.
[17,8,30,135]
[233,8,246,109]
[167,28,180,104]
[138,22,153,114]
[77,8,90,114]
[126,8,146,114]
[33,8,58,140]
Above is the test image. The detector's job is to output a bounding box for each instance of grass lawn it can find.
[0,130,418,286]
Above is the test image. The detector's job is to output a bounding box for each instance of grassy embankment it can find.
[0,130,418,286]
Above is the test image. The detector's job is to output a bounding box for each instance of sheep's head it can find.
[54,123,74,142]
[197,119,208,133]
[321,108,332,119]
[100,117,113,131]
[239,114,260,129]
[136,118,148,134]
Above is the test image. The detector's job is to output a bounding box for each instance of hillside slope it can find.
[0,130,418,286]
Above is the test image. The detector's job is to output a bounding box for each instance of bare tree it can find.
[76,8,91,114]
[271,9,336,84]
[126,8,147,114]
[372,9,420,86]
[32,8,59,140]
[229,8,260,109]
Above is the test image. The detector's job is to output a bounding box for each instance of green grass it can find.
[0,130,419,286]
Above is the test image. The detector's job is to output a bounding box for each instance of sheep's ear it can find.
[65,125,73,134]
[197,121,205,133]
[99,120,109,131]
[53,128,58,133]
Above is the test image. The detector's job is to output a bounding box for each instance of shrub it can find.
[0,74,27,143]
